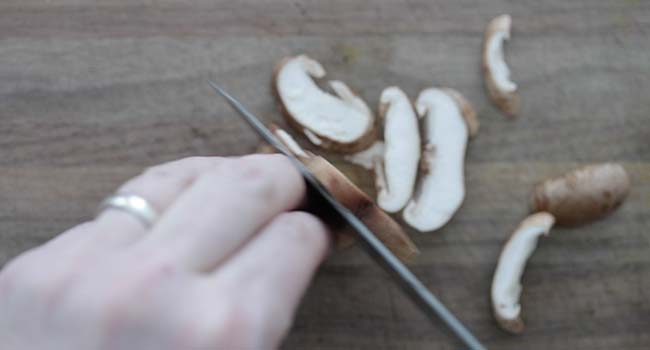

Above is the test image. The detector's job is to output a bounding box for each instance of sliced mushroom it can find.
[272,126,419,262]
[491,212,555,334]
[274,128,309,158]
[483,14,520,117]
[402,88,469,232]
[531,163,630,226]
[441,88,479,138]
[368,86,421,213]
[273,55,377,153]
[344,141,384,170]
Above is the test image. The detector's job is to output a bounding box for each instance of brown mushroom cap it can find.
[531,163,630,227]
[303,156,419,262]
[270,125,419,262]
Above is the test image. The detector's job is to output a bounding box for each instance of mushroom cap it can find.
[531,163,630,226]
[271,125,419,262]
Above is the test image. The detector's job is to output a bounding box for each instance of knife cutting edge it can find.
[208,82,488,350]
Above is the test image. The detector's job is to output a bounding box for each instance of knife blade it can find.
[208,82,487,350]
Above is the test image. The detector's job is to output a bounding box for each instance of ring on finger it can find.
[97,194,159,229]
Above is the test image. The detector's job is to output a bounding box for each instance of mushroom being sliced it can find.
[491,212,556,334]
[273,55,377,153]
[372,87,421,213]
[271,126,419,262]
[402,88,469,232]
[483,14,520,117]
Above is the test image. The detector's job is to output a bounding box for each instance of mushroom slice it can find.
[483,14,520,117]
[441,88,479,138]
[272,126,419,262]
[371,87,421,213]
[344,141,384,170]
[273,55,377,152]
[491,212,555,334]
[531,163,630,227]
[402,88,469,232]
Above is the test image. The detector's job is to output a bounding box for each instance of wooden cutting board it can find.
[0,1,648,349]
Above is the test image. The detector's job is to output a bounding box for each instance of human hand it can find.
[0,155,330,350]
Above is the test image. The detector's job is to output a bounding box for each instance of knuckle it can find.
[196,155,303,205]
[268,154,302,180]
[229,160,278,201]
[141,157,219,179]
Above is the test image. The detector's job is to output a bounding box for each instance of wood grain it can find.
[1,1,649,349]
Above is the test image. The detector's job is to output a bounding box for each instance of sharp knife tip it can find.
[207,81,241,109]
[207,81,225,94]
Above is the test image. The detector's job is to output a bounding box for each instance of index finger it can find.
[137,154,307,272]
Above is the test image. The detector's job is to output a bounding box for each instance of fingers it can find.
[140,154,306,272]
[206,212,330,345]
[92,157,222,249]
[216,211,329,300]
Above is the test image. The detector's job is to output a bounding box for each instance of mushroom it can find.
[441,88,480,138]
[483,14,520,117]
[273,55,377,153]
[402,88,470,232]
[255,136,355,249]
[344,141,384,170]
[531,163,630,227]
[271,126,419,262]
[491,212,556,334]
[358,86,421,213]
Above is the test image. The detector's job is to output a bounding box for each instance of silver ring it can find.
[98,194,159,228]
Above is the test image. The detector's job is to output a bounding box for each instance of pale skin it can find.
[0,154,331,350]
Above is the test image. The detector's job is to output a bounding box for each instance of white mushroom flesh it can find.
[345,141,384,170]
[402,88,468,232]
[275,129,308,158]
[486,15,517,93]
[375,87,421,213]
[303,128,323,145]
[276,55,374,144]
[491,212,555,330]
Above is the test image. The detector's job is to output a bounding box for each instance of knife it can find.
[208,82,487,350]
